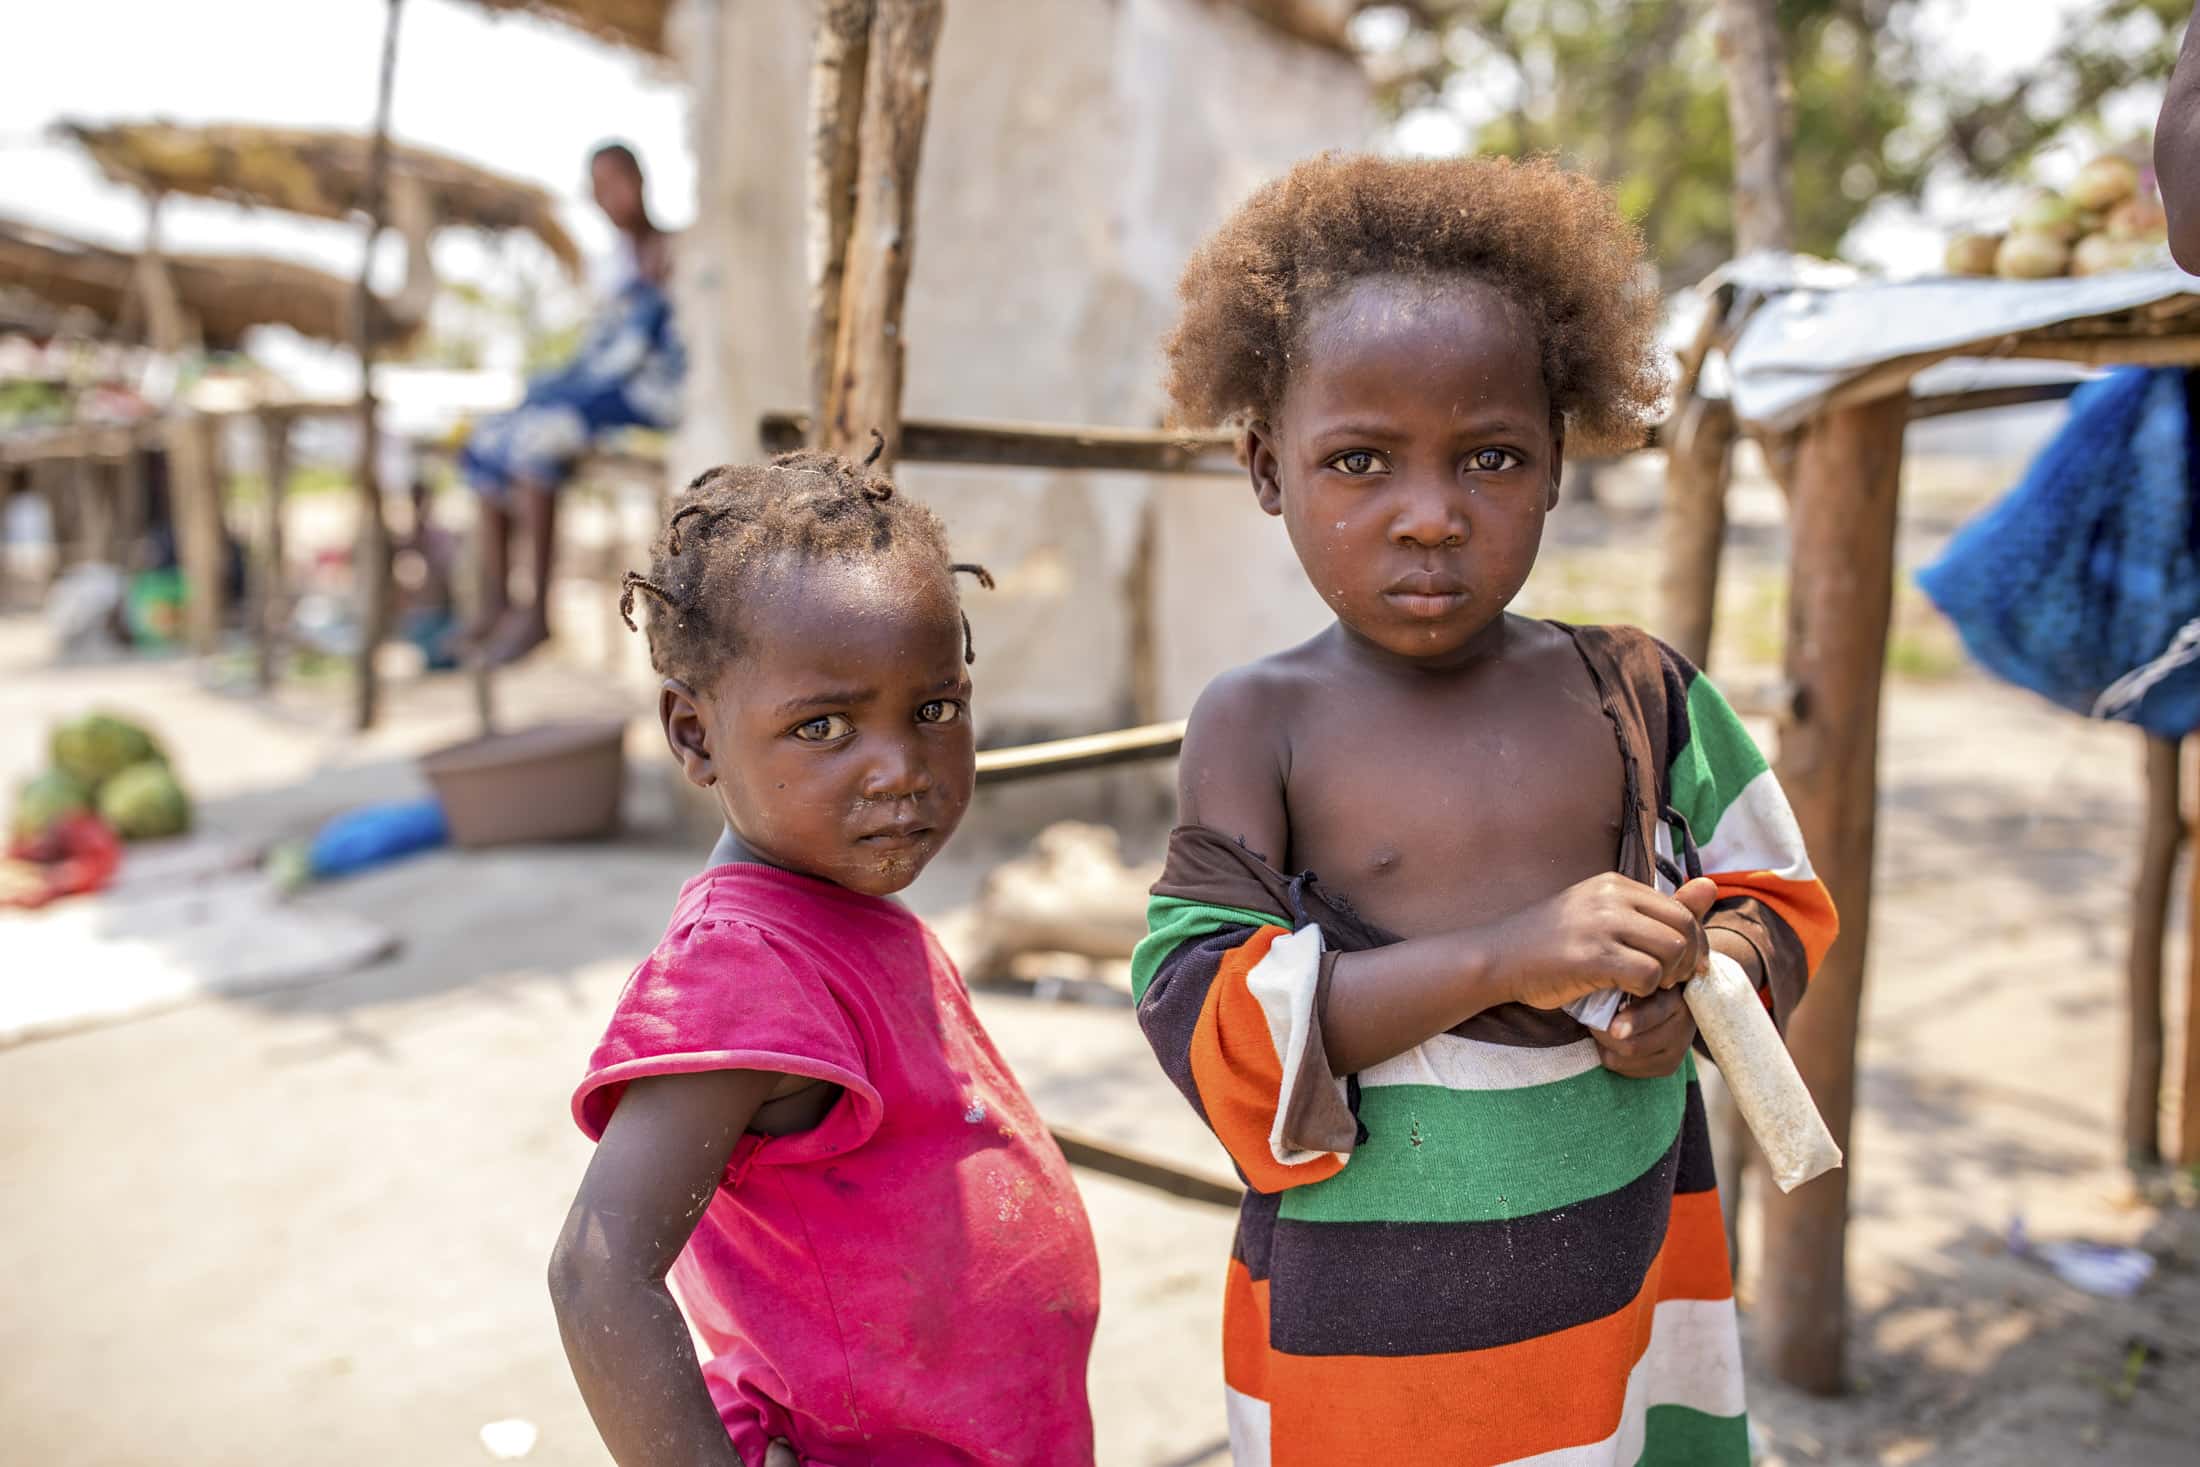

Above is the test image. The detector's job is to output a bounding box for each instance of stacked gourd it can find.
[1945,156,2170,280]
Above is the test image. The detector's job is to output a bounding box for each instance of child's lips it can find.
[1383,574,1468,618]
[857,825,935,851]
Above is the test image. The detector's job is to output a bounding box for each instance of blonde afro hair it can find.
[1161,152,1665,455]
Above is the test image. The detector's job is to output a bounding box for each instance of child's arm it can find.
[549,1068,778,1467]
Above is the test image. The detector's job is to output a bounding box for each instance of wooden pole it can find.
[351,0,405,732]
[1755,394,1907,1394]
[806,0,873,443]
[254,409,292,691]
[1713,0,1795,256]
[2127,734,2183,1167]
[135,196,227,658]
[2183,737,2200,1167]
[1655,396,1736,667]
[973,719,1185,785]
[820,0,945,471]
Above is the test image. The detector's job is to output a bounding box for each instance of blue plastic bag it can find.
[308,798,449,879]
[1917,367,2200,739]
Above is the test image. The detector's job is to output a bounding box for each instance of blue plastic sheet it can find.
[1917,367,2200,739]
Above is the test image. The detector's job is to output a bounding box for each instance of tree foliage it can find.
[1362,0,2190,285]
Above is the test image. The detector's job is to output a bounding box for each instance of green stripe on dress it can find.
[1635,1404,1751,1467]
[1278,1059,1689,1225]
[1133,895,1284,1001]
[1668,674,1770,849]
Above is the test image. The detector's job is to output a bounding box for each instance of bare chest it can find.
[1279,670,1627,939]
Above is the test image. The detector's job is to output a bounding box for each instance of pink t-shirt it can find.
[574,863,1100,1466]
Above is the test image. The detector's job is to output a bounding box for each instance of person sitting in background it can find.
[461,141,683,665]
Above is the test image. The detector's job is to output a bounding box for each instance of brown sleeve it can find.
[1706,895,1810,1034]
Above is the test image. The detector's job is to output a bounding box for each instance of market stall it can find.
[1661,252,2200,1389]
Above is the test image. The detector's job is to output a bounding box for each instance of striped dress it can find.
[1131,625,1837,1467]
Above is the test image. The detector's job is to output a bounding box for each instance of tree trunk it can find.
[1656,396,1735,667]
[807,0,873,442]
[1756,395,1907,1395]
[820,0,945,472]
[351,0,405,732]
[1714,0,1795,255]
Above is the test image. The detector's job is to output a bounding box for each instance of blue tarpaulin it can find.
[1917,367,2200,740]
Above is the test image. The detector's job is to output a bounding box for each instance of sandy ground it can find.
[2,461,2197,1465]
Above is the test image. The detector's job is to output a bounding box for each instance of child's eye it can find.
[792,714,856,742]
[1325,449,1388,476]
[1468,448,1523,473]
[917,700,964,726]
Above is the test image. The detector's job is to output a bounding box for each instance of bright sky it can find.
[1,0,692,309]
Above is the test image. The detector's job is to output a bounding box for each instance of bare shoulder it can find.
[1178,638,1327,857]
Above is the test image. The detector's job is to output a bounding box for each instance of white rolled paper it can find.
[1685,951,1842,1193]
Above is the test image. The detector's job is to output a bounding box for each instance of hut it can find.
[0,215,413,351]
[56,120,582,276]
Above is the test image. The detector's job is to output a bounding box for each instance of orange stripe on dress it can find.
[1263,1190,1730,1467]
[1223,1258,1272,1400]
[1706,868,1839,972]
[1188,925,1346,1193]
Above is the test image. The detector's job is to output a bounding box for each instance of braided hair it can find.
[620,439,991,687]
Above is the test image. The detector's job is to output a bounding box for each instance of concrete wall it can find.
[676,0,1368,747]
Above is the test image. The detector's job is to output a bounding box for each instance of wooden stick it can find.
[1906,380,2082,422]
[820,0,944,470]
[806,0,872,443]
[763,411,1245,474]
[1655,395,1736,667]
[2126,734,2181,1168]
[1046,1123,1241,1209]
[974,720,1187,786]
[351,0,405,733]
[1756,393,1908,1395]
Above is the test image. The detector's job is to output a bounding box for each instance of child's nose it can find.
[862,742,934,801]
[1389,480,1469,549]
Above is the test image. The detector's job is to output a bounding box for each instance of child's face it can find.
[663,552,975,896]
[1248,274,1561,662]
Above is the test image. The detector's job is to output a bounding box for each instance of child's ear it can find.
[1245,420,1285,517]
[1547,415,1567,512]
[660,678,717,789]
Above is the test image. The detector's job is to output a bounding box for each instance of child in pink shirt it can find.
[550,449,1100,1466]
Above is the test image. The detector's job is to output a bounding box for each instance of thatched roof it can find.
[448,0,1352,58]
[461,0,673,55]
[0,216,415,351]
[57,120,582,275]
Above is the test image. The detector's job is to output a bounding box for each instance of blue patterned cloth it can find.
[1918,367,2200,739]
[461,272,683,499]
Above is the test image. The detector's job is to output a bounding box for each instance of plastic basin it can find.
[419,719,627,848]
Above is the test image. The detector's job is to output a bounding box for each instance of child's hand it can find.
[1594,988,1697,1078]
[764,1440,800,1467]
[1494,873,1709,1012]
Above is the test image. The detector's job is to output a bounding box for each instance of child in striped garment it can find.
[1133,153,1838,1466]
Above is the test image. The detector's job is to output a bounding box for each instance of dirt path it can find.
[2,486,2196,1462]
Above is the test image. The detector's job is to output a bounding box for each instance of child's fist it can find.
[1496,872,1708,1011]
[1593,987,1697,1078]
